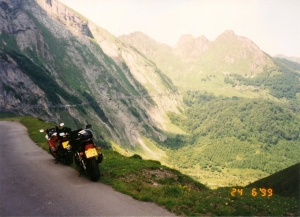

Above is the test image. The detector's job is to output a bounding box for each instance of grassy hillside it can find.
[275,57,300,71]
[247,162,300,198]
[227,59,300,99]
[0,115,299,216]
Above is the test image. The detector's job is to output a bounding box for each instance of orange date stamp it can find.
[231,188,273,197]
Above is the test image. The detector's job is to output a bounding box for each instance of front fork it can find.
[75,151,87,170]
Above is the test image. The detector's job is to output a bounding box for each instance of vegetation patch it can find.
[227,61,300,99]
[161,90,300,189]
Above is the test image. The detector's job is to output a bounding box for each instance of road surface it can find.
[0,121,176,216]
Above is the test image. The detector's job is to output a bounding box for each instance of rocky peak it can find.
[221,29,236,36]
[119,31,170,56]
[206,30,274,77]
[125,31,151,40]
[213,30,238,43]
[173,34,209,62]
[119,31,153,47]
[30,0,93,38]
[214,30,260,50]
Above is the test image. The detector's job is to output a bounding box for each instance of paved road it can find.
[0,121,176,216]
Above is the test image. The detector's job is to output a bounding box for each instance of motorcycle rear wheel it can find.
[88,158,100,182]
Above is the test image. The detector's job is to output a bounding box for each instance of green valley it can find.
[119,30,300,188]
[165,91,300,187]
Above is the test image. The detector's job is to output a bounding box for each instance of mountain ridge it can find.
[0,0,182,161]
[119,29,278,92]
[274,54,300,64]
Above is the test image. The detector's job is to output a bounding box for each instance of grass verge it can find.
[0,114,299,216]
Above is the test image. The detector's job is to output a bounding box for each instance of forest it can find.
[225,60,300,99]
[165,91,300,174]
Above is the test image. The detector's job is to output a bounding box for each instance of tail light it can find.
[84,143,95,150]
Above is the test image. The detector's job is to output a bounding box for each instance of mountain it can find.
[0,0,182,160]
[191,30,275,76]
[119,31,171,57]
[119,30,300,187]
[247,162,300,198]
[119,32,186,90]
[274,55,300,72]
[274,54,300,64]
[120,30,280,96]
[173,34,209,62]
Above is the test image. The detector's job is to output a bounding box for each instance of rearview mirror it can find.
[39,129,44,133]
[59,123,64,127]
[86,124,92,129]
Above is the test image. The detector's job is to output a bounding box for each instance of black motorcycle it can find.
[40,123,73,165]
[71,124,103,181]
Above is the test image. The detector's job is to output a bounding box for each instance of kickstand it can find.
[55,158,59,164]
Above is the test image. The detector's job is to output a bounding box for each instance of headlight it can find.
[59,132,65,136]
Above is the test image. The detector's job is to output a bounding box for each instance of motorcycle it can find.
[39,123,73,165]
[70,124,103,181]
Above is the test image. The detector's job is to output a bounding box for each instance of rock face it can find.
[173,34,209,62]
[0,53,47,112]
[209,30,274,77]
[0,0,21,9]
[0,0,180,159]
[35,0,93,37]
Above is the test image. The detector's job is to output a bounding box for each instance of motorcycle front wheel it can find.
[63,151,73,165]
[49,147,58,159]
[88,158,100,182]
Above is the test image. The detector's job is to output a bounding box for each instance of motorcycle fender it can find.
[84,143,97,159]
[47,140,56,149]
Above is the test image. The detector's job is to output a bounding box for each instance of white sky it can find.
[58,0,300,57]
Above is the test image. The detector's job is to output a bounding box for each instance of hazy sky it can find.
[58,0,300,57]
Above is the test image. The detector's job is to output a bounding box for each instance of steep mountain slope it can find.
[119,32,187,89]
[247,162,300,198]
[0,0,181,160]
